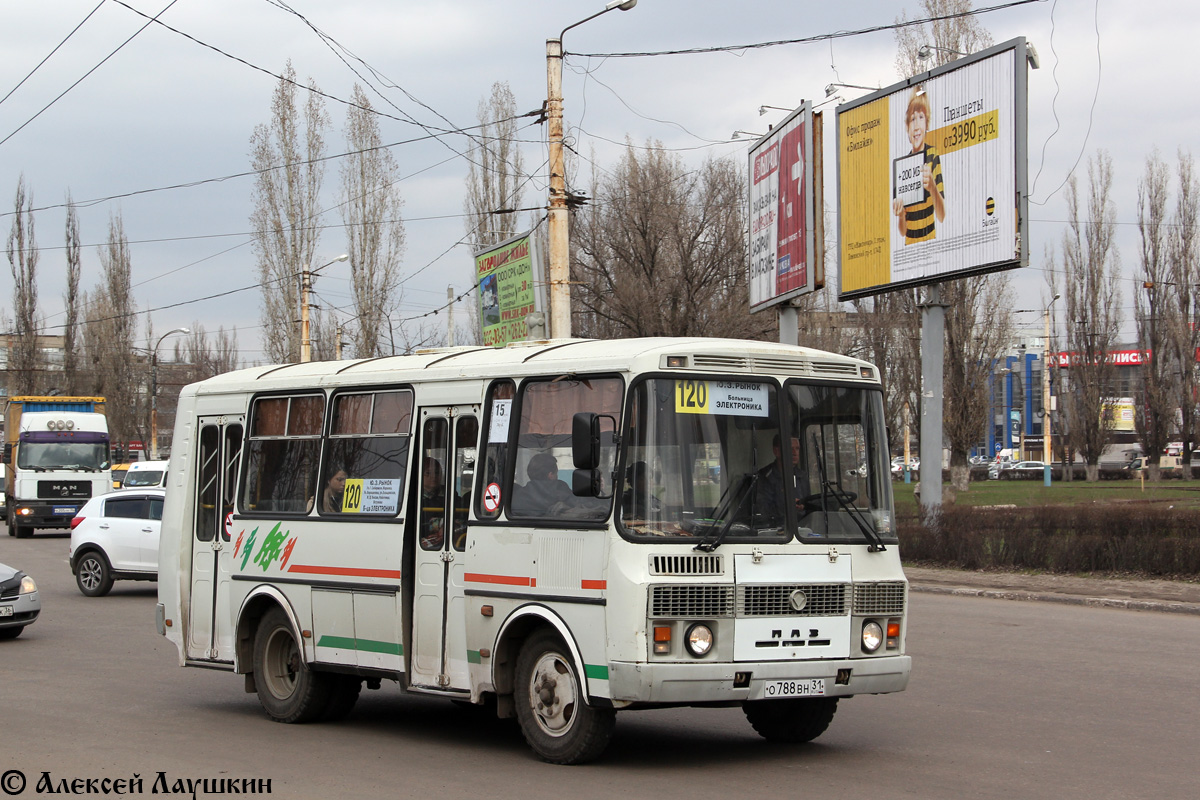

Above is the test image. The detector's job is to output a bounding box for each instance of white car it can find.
[0,561,40,639]
[122,459,168,488]
[69,487,165,597]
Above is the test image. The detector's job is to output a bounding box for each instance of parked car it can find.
[69,487,164,597]
[891,458,918,479]
[122,459,168,488]
[0,561,40,639]
[999,460,1046,480]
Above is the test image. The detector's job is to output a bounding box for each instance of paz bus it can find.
[156,337,910,764]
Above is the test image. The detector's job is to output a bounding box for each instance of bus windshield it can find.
[618,377,893,547]
[17,440,110,472]
[619,378,789,545]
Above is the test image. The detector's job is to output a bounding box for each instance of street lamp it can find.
[546,0,637,340]
[300,254,349,363]
[1043,294,1060,485]
[917,44,967,62]
[151,327,190,460]
[825,82,875,97]
[758,104,792,116]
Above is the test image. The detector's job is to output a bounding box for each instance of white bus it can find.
[157,337,909,764]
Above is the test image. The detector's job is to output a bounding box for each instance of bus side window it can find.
[476,380,514,520]
[321,390,413,516]
[242,395,323,515]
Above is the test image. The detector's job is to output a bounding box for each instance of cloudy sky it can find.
[0,0,1192,361]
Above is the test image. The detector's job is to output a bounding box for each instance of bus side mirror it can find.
[572,468,601,497]
[572,412,600,470]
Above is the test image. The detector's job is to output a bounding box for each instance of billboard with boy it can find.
[837,38,1030,300]
[747,102,820,310]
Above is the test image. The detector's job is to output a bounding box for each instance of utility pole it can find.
[335,322,343,361]
[447,285,455,347]
[545,36,569,340]
[150,327,189,460]
[545,1,637,341]
[299,254,348,363]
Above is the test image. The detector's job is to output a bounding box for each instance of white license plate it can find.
[0,606,13,617]
[54,506,76,515]
[762,678,825,698]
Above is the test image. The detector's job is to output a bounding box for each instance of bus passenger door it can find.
[409,406,478,691]
[187,416,244,662]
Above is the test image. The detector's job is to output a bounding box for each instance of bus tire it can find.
[252,606,330,723]
[514,630,615,765]
[744,697,839,743]
[75,551,114,597]
[321,676,362,721]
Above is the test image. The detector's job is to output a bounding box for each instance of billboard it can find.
[474,231,545,347]
[748,102,820,310]
[837,38,1030,300]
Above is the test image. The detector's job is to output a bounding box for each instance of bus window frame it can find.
[317,386,415,519]
[239,390,327,518]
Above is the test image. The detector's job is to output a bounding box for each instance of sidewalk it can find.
[904,565,1200,615]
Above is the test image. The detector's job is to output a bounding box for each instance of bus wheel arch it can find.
[235,587,304,674]
[492,606,589,716]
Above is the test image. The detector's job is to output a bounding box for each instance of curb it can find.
[910,583,1200,616]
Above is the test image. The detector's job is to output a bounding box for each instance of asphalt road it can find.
[3,531,1197,800]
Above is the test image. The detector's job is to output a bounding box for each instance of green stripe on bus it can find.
[584,664,608,680]
[316,635,403,656]
[467,650,482,664]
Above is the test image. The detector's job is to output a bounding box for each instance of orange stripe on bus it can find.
[464,573,534,587]
[581,579,606,590]
[287,564,402,579]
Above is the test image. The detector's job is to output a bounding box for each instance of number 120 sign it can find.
[675,380,769,418]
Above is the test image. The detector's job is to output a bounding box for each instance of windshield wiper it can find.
[810,433,885,552]
[694,472,758,553]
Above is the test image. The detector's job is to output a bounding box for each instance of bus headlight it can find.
[862,620,884,653]
[685,623,714,657]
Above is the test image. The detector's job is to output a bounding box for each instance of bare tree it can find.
[250,61,329,363]
[1167,150,1200,470]
[1133,151,1176,478]
[891,0,1011,482]
[942,279,1013,489]
[6,175,41,395]
[463,81,527,250]
[63,195,84,395]
[341,84,406,359]
[85,214,141,452]
[572,142,772,340]
[1058,153,1123,480]
[894,0,993,78]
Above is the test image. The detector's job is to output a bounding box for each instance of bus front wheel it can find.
[744,697,839,743]
[514,631,615,764]
[252,606,330,723]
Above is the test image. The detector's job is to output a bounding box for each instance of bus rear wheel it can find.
[514,631,615,764]
[252,606,330,723]
[744,697,839,743]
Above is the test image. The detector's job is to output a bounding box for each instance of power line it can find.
[0,0,105,110]
[566,0,1045,59]
[0,0,180,148]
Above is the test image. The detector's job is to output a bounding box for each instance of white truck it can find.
[4,396,112,538]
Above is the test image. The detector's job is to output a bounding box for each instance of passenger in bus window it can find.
[420,457,446,549]
[512,452,574,516]
[322,468,347,513]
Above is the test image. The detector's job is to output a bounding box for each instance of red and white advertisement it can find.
[748,103,816,310]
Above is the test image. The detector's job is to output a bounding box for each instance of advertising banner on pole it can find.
[837,38,1030,300]
[747,102,818,311]
[474,231,545,347]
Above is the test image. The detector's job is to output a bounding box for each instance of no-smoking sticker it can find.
[482,483,502,513]
[224,512,235,538]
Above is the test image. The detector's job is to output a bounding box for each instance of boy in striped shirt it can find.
[892,87,946,243]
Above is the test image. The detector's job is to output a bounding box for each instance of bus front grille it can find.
[650,554,724,576]
[852,581,908,615]
[737,584,849,617]
[649,585,735,618]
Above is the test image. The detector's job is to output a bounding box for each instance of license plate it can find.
[54,506,76,515]
[0,606,13,617]
[762,678,826,698]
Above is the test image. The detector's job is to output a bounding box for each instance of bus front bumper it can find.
[605,655,911,704]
